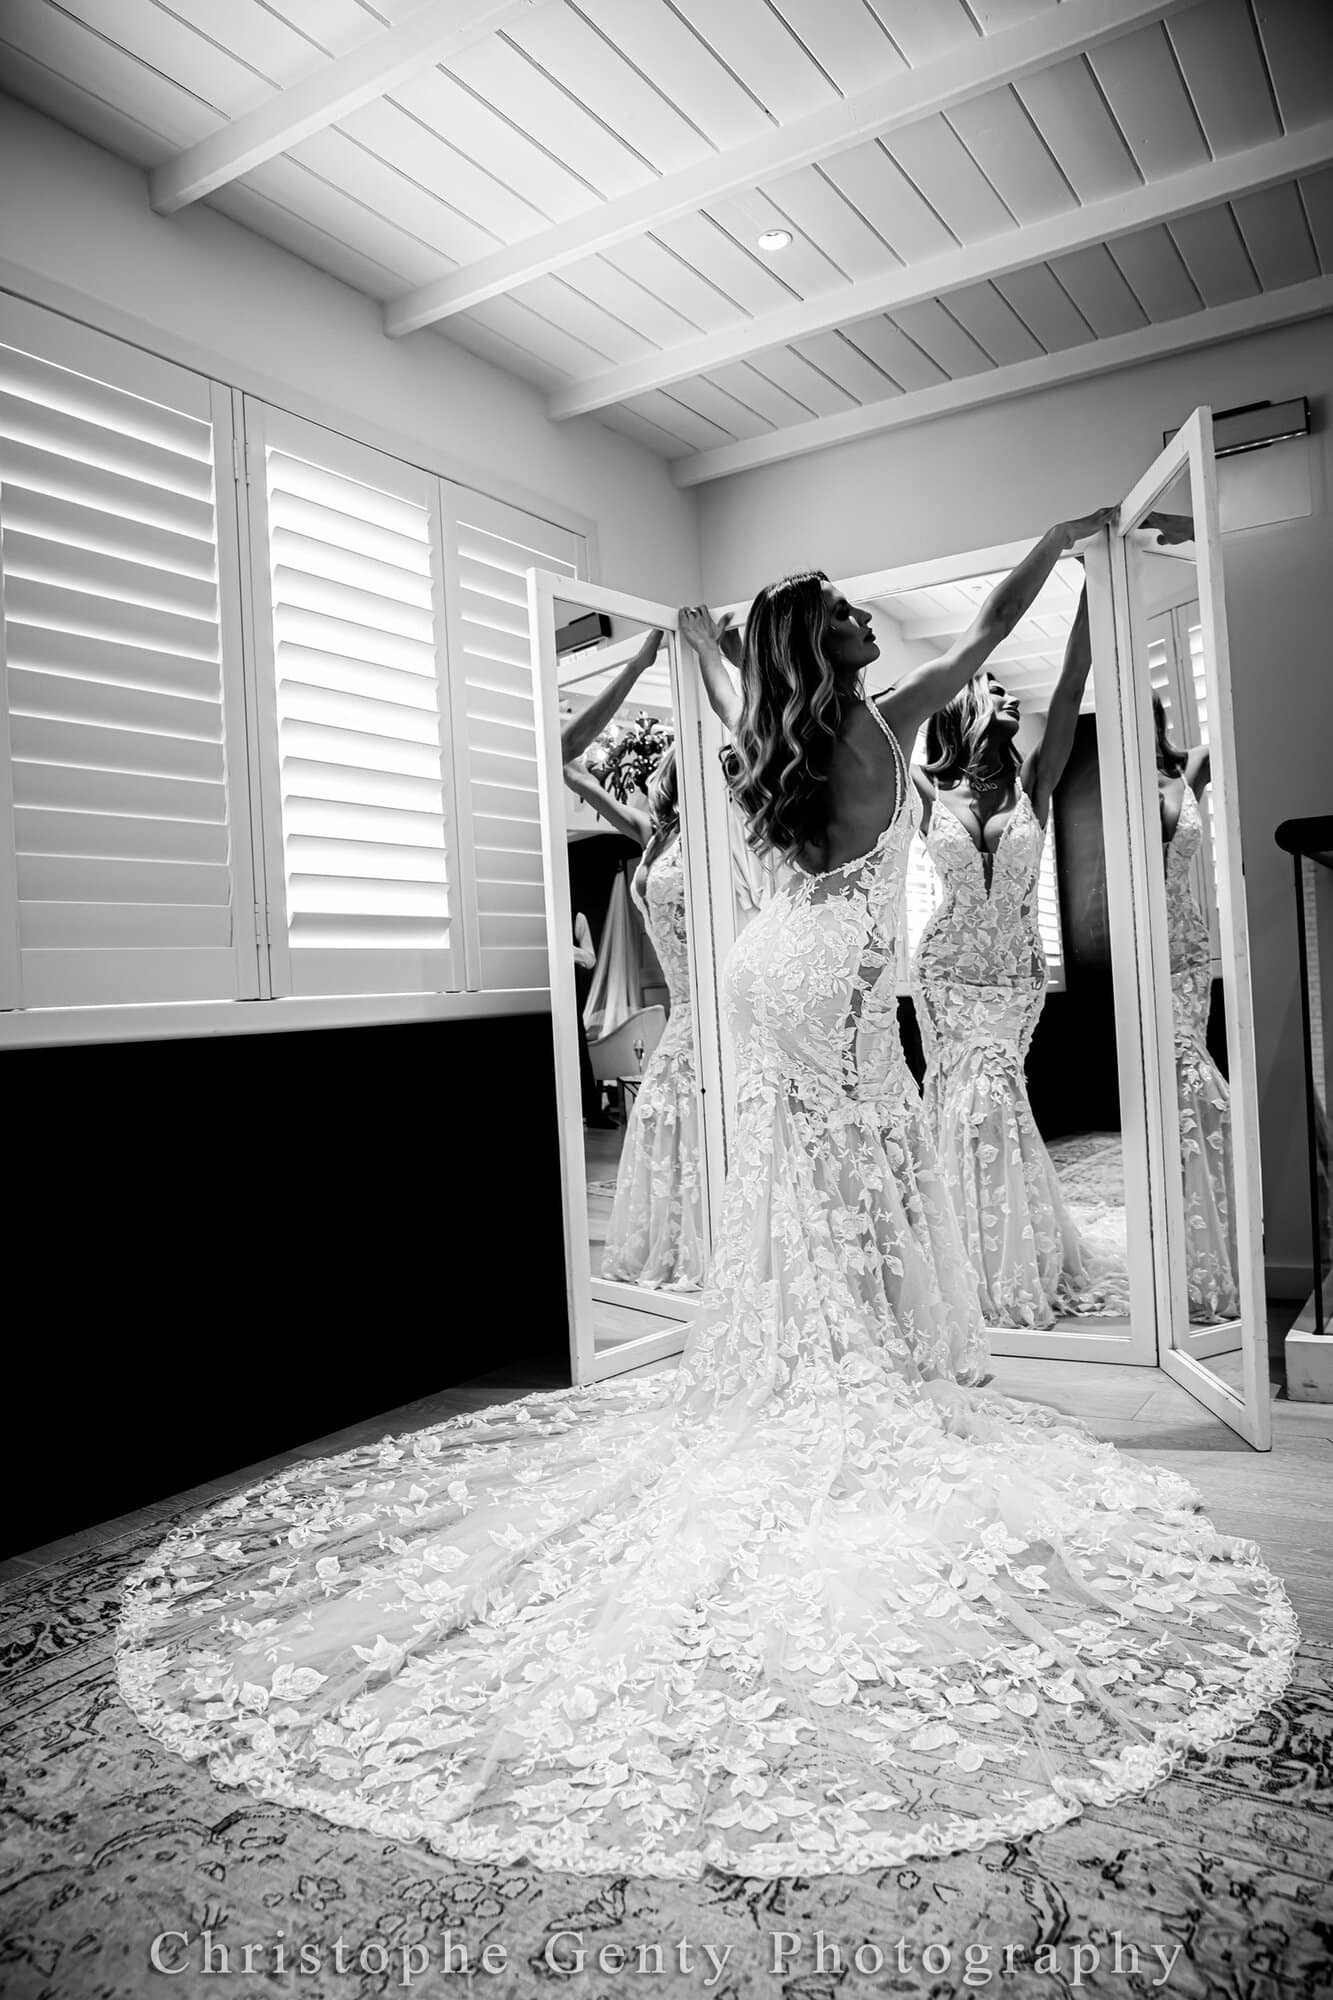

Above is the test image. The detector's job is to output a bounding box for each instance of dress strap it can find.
[861,693,907,811]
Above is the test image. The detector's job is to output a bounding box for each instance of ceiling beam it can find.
[552,120,1333,418]
[671,273,1333,486]
[149,0,539,214]
[384,0,1197,338]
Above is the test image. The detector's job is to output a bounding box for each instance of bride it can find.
[911,580,1128,1325]
[117,513,1295,1880]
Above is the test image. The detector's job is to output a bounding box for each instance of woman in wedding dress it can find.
[117,515,1294,1880]
[563,746,706,1291]
[911,583,1126,1326]
[1155,696,1240,1320]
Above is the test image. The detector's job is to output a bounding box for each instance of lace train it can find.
[116,1350,1297,1879]
[115,713,1295,1878]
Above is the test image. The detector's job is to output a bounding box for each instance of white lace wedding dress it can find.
[913,789,1128,1325]
[1166,786,1240,1320]
[602,832,706,1290]
[117,706,1294,1880]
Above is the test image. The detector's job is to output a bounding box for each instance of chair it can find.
[588,1005,666,1088]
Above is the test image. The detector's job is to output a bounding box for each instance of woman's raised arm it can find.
[1025,579,1091,826]
[561,760,652,847]
[880,509,1116,747]
[678,605,743,734]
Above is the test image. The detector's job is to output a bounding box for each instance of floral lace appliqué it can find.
[116,712,1296,1879]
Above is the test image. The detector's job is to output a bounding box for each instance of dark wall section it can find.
[567,829,637,949]
[6,1013,569,1559]
[1042,715,1123,1136]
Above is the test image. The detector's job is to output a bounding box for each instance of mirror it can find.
[547,595,711,1372]
[1123,467,1251,1401]
[1112,412,1269,1444]
[851,557,1146,1355]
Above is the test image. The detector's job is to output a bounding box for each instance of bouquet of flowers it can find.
[586,712,675,803]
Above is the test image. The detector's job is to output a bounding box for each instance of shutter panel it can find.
[439,486,584,993]
[903,829,941,962]
[0,296,258,1008]
[1036,825,1065,991]
[1185,610,1220,960]
[243,404,457,998]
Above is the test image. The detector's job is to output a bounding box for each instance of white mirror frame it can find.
[1113,410,1270,1449]
[699,545,1159,1368]
[527,573,731,1386]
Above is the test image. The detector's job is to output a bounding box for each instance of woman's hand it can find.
[678,605,727,659]
[1057,505,1119,550]
[679,605,743,731]
[1141,509,1196,547]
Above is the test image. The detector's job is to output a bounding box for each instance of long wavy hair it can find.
[642,744,680,867]
[729,570,851,857]
[924,672,1022,790]
[1151,693,1187,775]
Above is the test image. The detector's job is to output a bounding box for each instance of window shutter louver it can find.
[903,830,941,971]
[1035,825,1065,990]
[1147,607,1218,961]
[0,298,258,1009]
[1185,614,1220,960]
[439,486,584,994]
[243,405,458,998]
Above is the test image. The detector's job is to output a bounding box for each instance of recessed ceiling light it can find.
[757,229,792,252]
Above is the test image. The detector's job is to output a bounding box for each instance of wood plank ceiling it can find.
[2,0,1331,486]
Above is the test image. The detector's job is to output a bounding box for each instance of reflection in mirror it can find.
[555,608,707,1338]
[1129,471,1243,1377]
[676,605,778,939]
[1281,818,1333,1337]
[864,559,1132,1333]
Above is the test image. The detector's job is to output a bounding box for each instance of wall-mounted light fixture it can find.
[1165,398,1311,457]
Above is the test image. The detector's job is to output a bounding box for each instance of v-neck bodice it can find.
[913,785,1046,998]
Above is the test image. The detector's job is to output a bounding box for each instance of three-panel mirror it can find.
[530,410,1270,1446]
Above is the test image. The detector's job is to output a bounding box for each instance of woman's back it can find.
[725,700,914,1110]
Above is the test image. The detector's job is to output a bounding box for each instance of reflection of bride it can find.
[564,744,706,1291]
[1155,696,1240,1319]
[117,515,1294,1882]
[912,583,1126,1325]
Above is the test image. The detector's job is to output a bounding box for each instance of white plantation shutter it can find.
[243,405,458,998]
[1148,606,1218,961]
[903,830,941,972]
[0,297,257,1008]
[1147,628,1175,721]
[1035,826,1065,990]
[1185,612,1220,960]
[439,486,583,993]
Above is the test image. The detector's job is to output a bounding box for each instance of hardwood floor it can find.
[6,1339,1328,1647]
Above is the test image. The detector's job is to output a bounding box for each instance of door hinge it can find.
[232,436,252,487]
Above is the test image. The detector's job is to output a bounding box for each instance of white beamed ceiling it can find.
[2,0,1331,484]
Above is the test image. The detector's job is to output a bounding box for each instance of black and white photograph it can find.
[1,1,1331,1993]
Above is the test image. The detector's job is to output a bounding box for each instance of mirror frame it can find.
[1113,409,1271,1448]
[527,574,731,1385]
[701,543,1159,1367]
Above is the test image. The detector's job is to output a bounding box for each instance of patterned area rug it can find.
[2,1512,1329,1999]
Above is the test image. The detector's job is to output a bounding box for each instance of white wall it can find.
[698,319,1333,1281]
[0,96,702,606]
